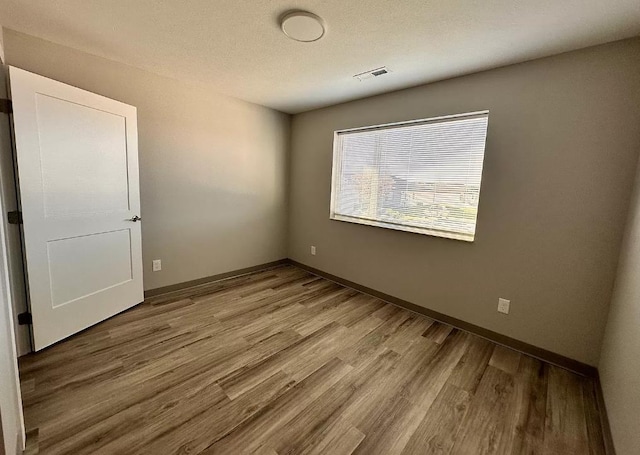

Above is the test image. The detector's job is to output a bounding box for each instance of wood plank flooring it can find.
[19,265,607,454]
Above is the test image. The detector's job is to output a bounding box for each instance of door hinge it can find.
[18,312,32,325]
[7,211,22,224]
[0,99,12,114]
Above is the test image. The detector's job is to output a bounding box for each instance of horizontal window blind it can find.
[330,111,489,242]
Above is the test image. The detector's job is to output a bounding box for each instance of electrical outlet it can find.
[310,246,316,256]
[152,259,162,272]
[497,298,510,314]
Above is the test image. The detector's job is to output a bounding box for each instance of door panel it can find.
[9,66,143,350]
[36,94,130,217]
[47,229,133,307]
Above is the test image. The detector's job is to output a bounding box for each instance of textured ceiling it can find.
[1,0,639,113]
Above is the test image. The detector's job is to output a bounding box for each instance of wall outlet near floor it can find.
[497,298,510,314]
[310,245,317,256]
[152,259,162,272]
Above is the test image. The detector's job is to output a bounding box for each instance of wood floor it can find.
[19,265,606,455]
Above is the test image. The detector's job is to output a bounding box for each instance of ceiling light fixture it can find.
[280,11,325,42]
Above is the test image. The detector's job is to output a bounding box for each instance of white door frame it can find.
[0,188,25,454]
[0,80,25,455]
[0,65,30,357]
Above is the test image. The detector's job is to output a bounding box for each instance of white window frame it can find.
[329,111,489,242]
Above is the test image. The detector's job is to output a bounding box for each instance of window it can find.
[330,111,489,242]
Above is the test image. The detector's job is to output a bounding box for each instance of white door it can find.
[9,67,144,351]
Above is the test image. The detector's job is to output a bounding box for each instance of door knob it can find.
[128,215,141,222]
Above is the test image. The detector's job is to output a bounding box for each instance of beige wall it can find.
[4,30,640,369]
[288,38,640,365]
[599,157,640,454]
[4,29,290,292]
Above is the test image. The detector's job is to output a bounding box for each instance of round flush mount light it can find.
[281,11,325,42]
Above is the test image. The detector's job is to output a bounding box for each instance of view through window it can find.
[330,111,489,241]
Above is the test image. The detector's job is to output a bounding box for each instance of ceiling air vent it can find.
[353,66,391,81]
